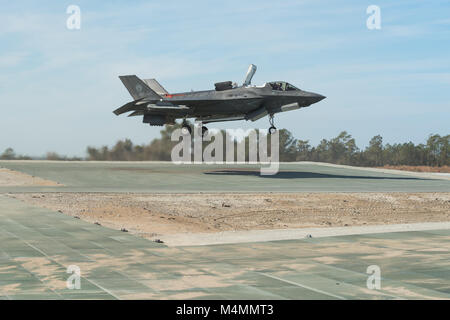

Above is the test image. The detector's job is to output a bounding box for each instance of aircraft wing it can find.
[197,114,246,124]
[113,100,191,116]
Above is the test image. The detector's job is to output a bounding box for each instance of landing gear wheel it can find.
[181,119,192,135]
[181,125,192,135]
[201,126,208,137]
[269,126,277,135]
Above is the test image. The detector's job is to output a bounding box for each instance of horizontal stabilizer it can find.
[128,111,145,117]
[113,101,140,115]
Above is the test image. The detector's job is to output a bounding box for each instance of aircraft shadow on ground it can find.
[203,170,424,180]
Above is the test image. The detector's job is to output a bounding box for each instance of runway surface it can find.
[1,161,449,193]
[0,161,449,299]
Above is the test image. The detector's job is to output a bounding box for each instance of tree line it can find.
[1,124,448,167]
[284,131,449,167]
[84,125,449,166]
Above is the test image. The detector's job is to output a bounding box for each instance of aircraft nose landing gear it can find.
[268,114,277,135]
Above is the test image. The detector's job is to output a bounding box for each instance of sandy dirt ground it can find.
[0,168,62,187]
[9,192,450,240]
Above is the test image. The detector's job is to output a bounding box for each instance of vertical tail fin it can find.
[143,79,169,96]
[119,75,162,101]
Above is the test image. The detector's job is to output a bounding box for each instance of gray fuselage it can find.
[159,83,325,123]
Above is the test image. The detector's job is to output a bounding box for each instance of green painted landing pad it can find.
[1,161,449,193]
[0,195,449,300]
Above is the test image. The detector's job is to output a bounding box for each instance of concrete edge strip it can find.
[163,222,450,247]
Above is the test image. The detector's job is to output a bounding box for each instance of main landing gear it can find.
[181,120,192,135]
[181,120,208,137]
[268,114,277,135]
[201,126,208,137]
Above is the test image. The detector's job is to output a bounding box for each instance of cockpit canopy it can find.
[268,81,300,91]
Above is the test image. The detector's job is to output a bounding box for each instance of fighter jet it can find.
[113,64,325,135]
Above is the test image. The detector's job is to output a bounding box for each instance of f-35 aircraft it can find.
[114,64,325,135]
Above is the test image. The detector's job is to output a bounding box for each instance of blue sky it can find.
[0,0,449,157]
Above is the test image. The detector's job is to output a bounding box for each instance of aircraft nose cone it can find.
[312,93,326,103]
